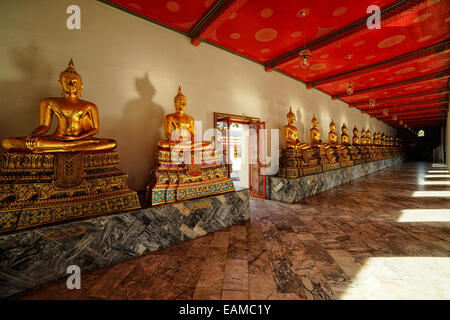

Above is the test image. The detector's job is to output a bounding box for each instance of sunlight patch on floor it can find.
[397,209,450,222]
[424,174,450,178]
[418,180,450,186]
[339,257,450,300]
[412,191,450,197]
[427,170,449,174]
[432,164,448,168]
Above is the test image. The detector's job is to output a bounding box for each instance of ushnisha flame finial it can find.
[174,85,186,103]
[287,106,295,119]
[60,58,81,79]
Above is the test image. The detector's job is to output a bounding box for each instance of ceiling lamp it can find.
[298,10,311,69]
[383,108,389,116]
[346,82,354,95]
[399,120,403,125]
[299,49,311,69]
[369,99,376,108]
[392,115,398,121]
[404,124,407,128]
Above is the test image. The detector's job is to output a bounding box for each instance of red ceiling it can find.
[104,0,450,130]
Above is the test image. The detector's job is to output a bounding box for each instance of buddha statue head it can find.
[59,58,83,98]
[342,123,348,135]
[353,126,359,136]
[330,119,336,132]
[287,106,296,125]
[311,114,319,128]
[174,86,187,114]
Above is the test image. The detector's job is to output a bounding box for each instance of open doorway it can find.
[214,113,266,198]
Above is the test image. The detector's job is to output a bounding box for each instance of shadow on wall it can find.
[110,73,165,191]
[296,108,306,143]
[0,44,55,151]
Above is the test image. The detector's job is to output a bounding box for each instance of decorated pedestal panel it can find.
[146,146,235,206]
[0,151,140,233]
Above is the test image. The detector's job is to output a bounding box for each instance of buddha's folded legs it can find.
[1,136,116,152]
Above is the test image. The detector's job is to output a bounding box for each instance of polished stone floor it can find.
[21,162,450,300]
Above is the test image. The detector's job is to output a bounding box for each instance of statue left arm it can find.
[78,104,99,139]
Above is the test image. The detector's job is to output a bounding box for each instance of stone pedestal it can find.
[267,157,403,203]
[0,189,250,299]
[0,151,139,233]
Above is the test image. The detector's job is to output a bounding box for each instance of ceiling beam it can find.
[264,0,428,72]
[367,98,448,113]
[307,42,449,89]
[189,0,249,46]
[375,106,448,118]
[332,70,450,100]
[352,87,450,108]
[385,114,447,122]
[386,117,447,125]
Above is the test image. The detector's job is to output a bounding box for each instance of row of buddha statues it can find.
[278,107,404,178]
[0,59,234,233]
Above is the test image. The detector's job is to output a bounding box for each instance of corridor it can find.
[22,162,450,300]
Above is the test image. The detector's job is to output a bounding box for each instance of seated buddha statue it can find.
[366,129,372,145]
[327,119,338,146]
[0,59,139,233]
[283,107,310,150]
[352,127,360,145]
[360,129,367,145]
[341,124,351,146]
[1,59,116,153]
[157,86,210,152]
[349,126,364,164]
[146,86,234,206]
[310,114,326,147]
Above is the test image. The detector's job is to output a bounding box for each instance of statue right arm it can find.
[30,99,52,137]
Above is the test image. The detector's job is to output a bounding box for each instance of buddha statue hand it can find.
[25,135,39,150]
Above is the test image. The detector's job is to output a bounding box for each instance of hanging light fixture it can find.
[369,99,376,108]
[383,108,389,116]
[298,10,311,69]
[392,115,398,121]
[399,120,403,125]
[346,82,354,95]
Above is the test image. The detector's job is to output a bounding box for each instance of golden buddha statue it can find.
[310,114,323,147]
[327,119,338,146]
[1,59,117,153]
[360,129,367,145]
[352,127,360,145]
[283,107,310,150]
[341,124,350,145]
[0,59,139,233]
[366,129,372,145]
[157,86,209,151]
[308,115,339,171]
[147,86,234,206]
[278,107,321,178]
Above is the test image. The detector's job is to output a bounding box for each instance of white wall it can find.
[0,0,396,191]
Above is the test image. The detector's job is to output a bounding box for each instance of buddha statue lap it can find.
[146,87,235,206]
[0,59,140,233]
[278,107,321,178]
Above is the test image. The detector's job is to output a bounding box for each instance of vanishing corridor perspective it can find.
[22,162,450,300]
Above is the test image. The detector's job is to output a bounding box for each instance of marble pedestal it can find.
[0,189,249,299]
[266,158,403,203]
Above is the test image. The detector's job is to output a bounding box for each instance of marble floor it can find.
[20,162,450,300]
